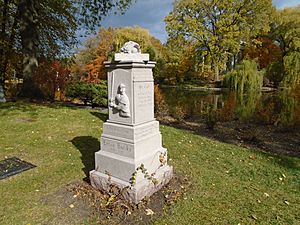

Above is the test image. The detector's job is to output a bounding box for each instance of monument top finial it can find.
[114,41,149,62]
[120,41,141,54]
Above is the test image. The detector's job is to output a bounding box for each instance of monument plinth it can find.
[90,41,173,203]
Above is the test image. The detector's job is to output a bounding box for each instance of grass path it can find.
[0,102,299,224]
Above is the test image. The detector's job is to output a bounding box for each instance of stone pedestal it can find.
[0,84,6,103]
[90,55,173,203]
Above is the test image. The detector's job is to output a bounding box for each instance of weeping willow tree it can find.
[223,60,264,120]
[280,52,300,89]
[223,60,264,92]
[275,89,300,127]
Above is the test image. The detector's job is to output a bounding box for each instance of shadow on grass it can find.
[71,136,100,181]
[90,111,108,122]
[273,156,300,170]
[0,101,39,116]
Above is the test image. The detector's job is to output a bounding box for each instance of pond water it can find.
[157,87,300,128]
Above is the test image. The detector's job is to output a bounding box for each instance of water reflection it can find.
[158,87,300,128]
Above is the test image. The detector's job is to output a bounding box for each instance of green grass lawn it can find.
[0,102,299,224]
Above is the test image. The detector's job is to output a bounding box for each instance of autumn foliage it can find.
[31,60,71,100]
[243,37,282,69]
[83,28,115,83]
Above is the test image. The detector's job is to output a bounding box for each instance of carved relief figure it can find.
[109,83,131,118]
[120,41,141,54]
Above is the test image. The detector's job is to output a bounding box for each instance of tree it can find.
[31,59,72,100]
[165,0,274,81]
[243,37,282,69]
[163,38,199,84]
[72,26,166,82]
[223,60,264,93]
[0,0,133,97]
[84,27,116,83]
[270,5,300,57]
[281,52,300,89]
[269,5,300,89]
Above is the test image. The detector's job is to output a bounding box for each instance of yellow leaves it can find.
[145,208,154,215]
[284,200,290,205]
[279,173,287,181]
[106,195,116,206]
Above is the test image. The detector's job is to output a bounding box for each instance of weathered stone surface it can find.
[102,120,159,143]
[115,53,149,62]
[90,164,173,204]
[90,45,173,203]
[95,145,167,181]
[0,84,6,103]
[106,64,155,125]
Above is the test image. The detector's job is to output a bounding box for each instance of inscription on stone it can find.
[102,139,133,156]
[136,83,153,108]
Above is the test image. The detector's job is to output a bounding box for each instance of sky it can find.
[94,0,300,44]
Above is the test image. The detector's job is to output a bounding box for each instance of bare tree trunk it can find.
[19,0,40,98]
[19,0,39,76]
[0,0,9,93]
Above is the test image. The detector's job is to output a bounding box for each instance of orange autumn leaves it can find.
[83,28,115,83]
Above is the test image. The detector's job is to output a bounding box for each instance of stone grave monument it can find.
[90,41,173,203]
[0,84,6,103]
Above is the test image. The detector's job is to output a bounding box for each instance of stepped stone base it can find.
[90,165,173,204]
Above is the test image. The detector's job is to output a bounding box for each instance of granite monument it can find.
[90,41,173,203]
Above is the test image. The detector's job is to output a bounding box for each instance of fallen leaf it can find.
[284,200,290,205]
[106,195,115,206]
[251,214,258,220]
[145,208,154,215]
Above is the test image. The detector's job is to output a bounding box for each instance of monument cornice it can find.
[104,60,156,69]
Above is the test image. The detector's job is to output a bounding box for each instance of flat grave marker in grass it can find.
[0,157,36,180]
